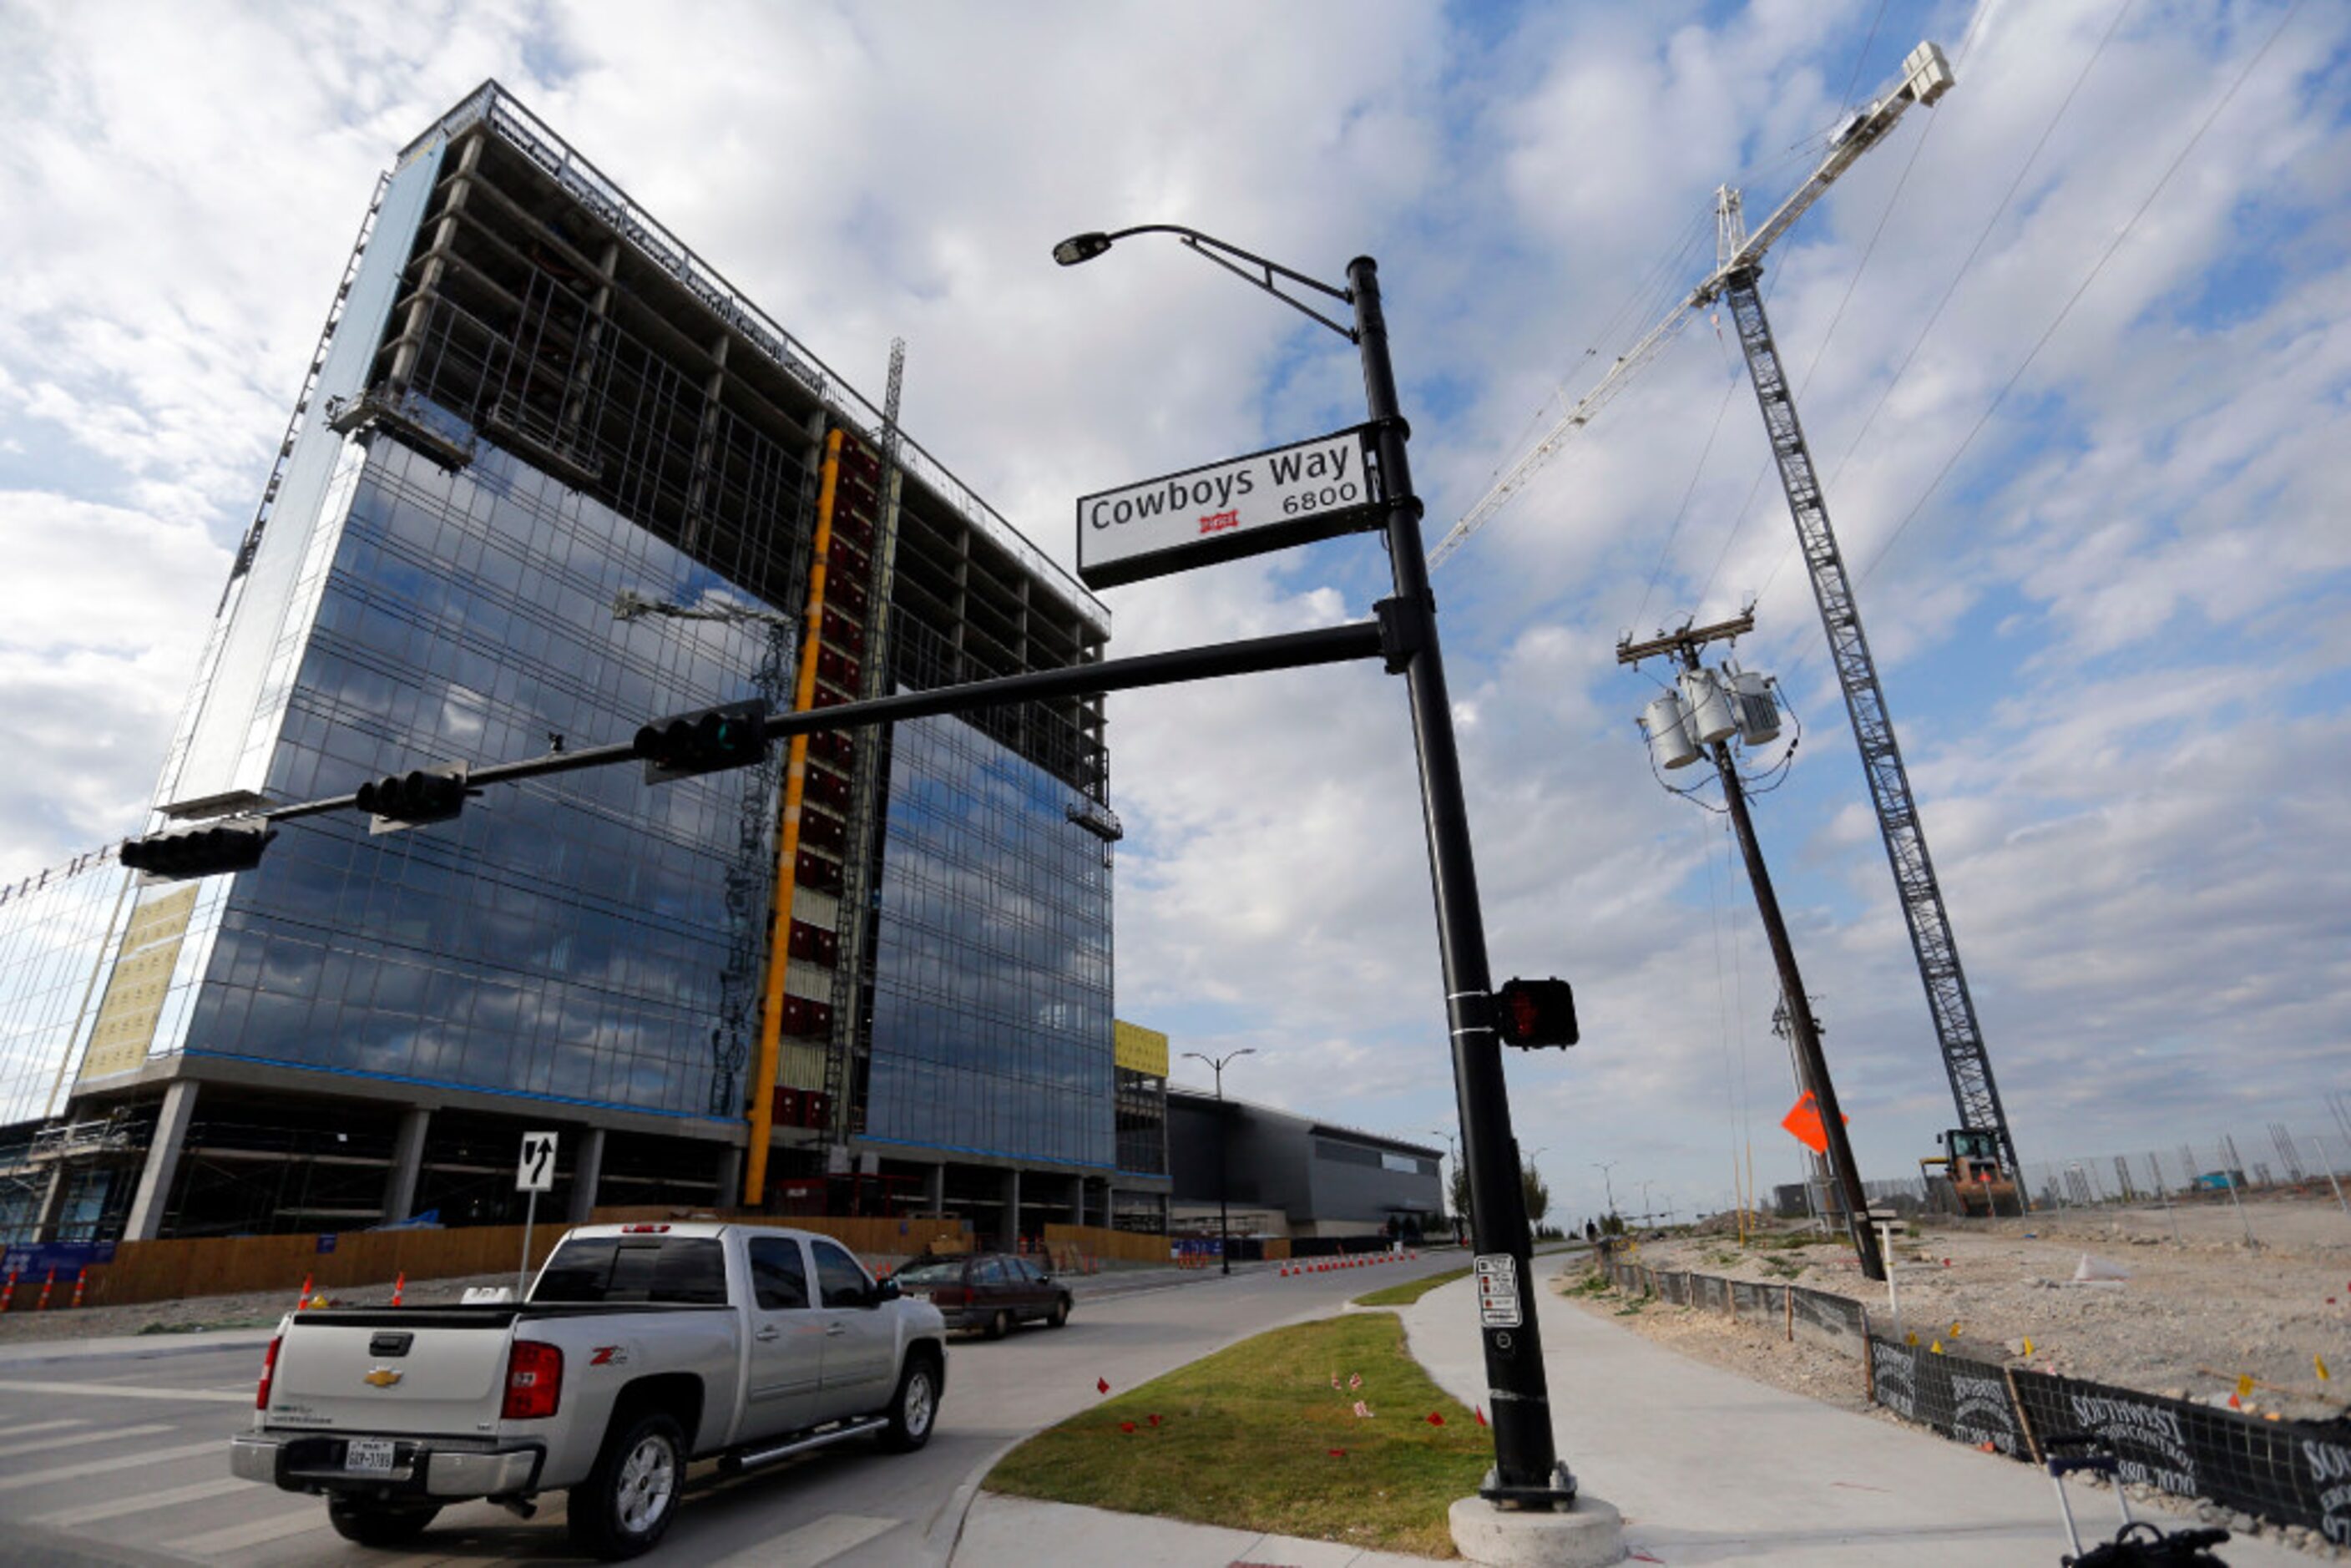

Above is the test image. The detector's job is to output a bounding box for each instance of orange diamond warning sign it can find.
[1780,1092,1848,1155]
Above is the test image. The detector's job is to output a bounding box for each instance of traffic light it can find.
[1494,976,1579,1048]
[634,699,771,784]
[119,818,276,882]
[355,765,471,834]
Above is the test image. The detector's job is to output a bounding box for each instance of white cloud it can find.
[2,0,2346,1222]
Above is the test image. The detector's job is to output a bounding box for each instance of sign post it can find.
[516,1130,558,1301]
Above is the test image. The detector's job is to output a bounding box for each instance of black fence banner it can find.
[1788,1284,1868,1355]
[2010,1368,2348,1538]
[1868,1338,2025,1459]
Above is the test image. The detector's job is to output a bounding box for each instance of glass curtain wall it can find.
[862,625,1115,1167]
[162,432,792,1122]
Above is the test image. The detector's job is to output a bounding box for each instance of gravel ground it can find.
[1557,1193,2351,1559]
[1583,1194,2351,1424]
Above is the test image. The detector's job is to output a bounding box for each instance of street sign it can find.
[1474,1252,1522,1328]
[517,1130,559,1192]
[1076,424,1383,590]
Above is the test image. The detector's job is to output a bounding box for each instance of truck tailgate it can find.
[266,1310,511,1434]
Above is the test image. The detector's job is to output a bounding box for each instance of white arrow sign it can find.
[517,1130,559,1193]
[1076,425,1383,590]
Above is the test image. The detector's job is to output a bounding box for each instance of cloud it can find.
[2,0,2346,1223]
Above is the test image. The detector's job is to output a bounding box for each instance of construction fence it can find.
[18,1209,973,1311]
[1595,1247,2349,1545]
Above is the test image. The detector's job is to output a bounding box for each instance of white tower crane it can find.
[1434,42,2025,1200]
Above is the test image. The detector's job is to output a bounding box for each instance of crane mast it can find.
[1433,41,2025,1196]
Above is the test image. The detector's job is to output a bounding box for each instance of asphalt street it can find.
[0,1250,1463,1566]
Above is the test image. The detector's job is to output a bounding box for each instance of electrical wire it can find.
[1631,336,1747,635]
[1837,0,1892,114]
[1753,0,2137,611]
[1782,0,2304,683]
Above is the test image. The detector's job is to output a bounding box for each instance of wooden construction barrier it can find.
[1040,1222,1173,1266]
[65,1208,974,1311]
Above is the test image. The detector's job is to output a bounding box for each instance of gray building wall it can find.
[1166,1088,1438,1237]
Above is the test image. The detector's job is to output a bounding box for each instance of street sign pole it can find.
[1349,256,1571,1507]
[516,1131,558,1301]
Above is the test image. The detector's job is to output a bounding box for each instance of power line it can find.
[1756,0,2137,611]
[1784,0,2304,685]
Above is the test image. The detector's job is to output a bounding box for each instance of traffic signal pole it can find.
[1352,257,1573,1506]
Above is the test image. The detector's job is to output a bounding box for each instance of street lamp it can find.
[1184,1049,1256,1276]
[1060,224,1575,1509]
[1432,1128,1464,1245]
[1591,1160,1620,1228]
[1639,1178,1656,1229]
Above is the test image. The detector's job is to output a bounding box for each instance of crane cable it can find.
[1780,0,2305,685]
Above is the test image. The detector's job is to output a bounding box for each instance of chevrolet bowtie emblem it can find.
[363,1367,403,1388]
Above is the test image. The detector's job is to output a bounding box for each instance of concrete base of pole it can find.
[1449,1494,1625,1567]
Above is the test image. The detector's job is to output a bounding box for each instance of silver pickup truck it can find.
[230,1222,947,1558]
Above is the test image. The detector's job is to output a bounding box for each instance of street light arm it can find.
[1054,225,1358,344]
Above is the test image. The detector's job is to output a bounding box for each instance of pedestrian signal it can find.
[1494,977,1578,1048]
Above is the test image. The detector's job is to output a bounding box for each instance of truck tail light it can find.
[502,1341,564,1421]
[255,1333,283,1410]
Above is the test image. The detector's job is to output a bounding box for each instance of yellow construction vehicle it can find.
[1920,1127,2021,1216]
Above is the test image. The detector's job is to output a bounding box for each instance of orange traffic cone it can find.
[389,1272,405,1307]
[296,1272,313,1311]
[0,1270,16,1313]
[35,1268,55,1311]
[68,1267,87,1309]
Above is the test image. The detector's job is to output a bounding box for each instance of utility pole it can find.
[1620,613,1883,1281]
[1590,1160,1619,1227]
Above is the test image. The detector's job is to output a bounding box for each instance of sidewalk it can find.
[1398,1257,2315,1565]
[956,1255,2318,1565]
[957,1494,1442,1568]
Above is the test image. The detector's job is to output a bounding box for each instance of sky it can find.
[2,0,2345,1227]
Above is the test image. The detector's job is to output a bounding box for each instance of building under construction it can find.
[0,83,1162,1245]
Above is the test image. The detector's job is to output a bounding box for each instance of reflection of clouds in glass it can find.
[153,441,786,1119]
[867,705,1115,1167]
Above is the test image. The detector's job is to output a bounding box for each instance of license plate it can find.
[345,1438,396,1474]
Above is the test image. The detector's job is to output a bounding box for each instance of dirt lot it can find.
[1587,1192,2351,1422]
[1560,1192,2351,1555]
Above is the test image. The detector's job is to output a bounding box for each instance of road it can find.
[0,1250,1463,1566]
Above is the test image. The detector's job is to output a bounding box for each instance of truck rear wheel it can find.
[325,1499,440,1546]
[569,1410,685,1560]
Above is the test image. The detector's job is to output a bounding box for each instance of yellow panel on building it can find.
[1113,1019,1168,1078]
[78,885,199,1083]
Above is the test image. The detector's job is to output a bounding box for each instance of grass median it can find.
[985,1311,1488,1557]
[1353,1265,1470,1308]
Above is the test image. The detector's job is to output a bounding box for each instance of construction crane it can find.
[1434,42,2026,1201]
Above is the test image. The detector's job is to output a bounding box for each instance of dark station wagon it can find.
[889,1252,1071,1338]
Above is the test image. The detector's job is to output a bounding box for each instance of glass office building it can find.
[0,83,1159,1245]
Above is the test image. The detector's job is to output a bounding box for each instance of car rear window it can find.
[533,1237,728,1305]
[891,1260,964,1287]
